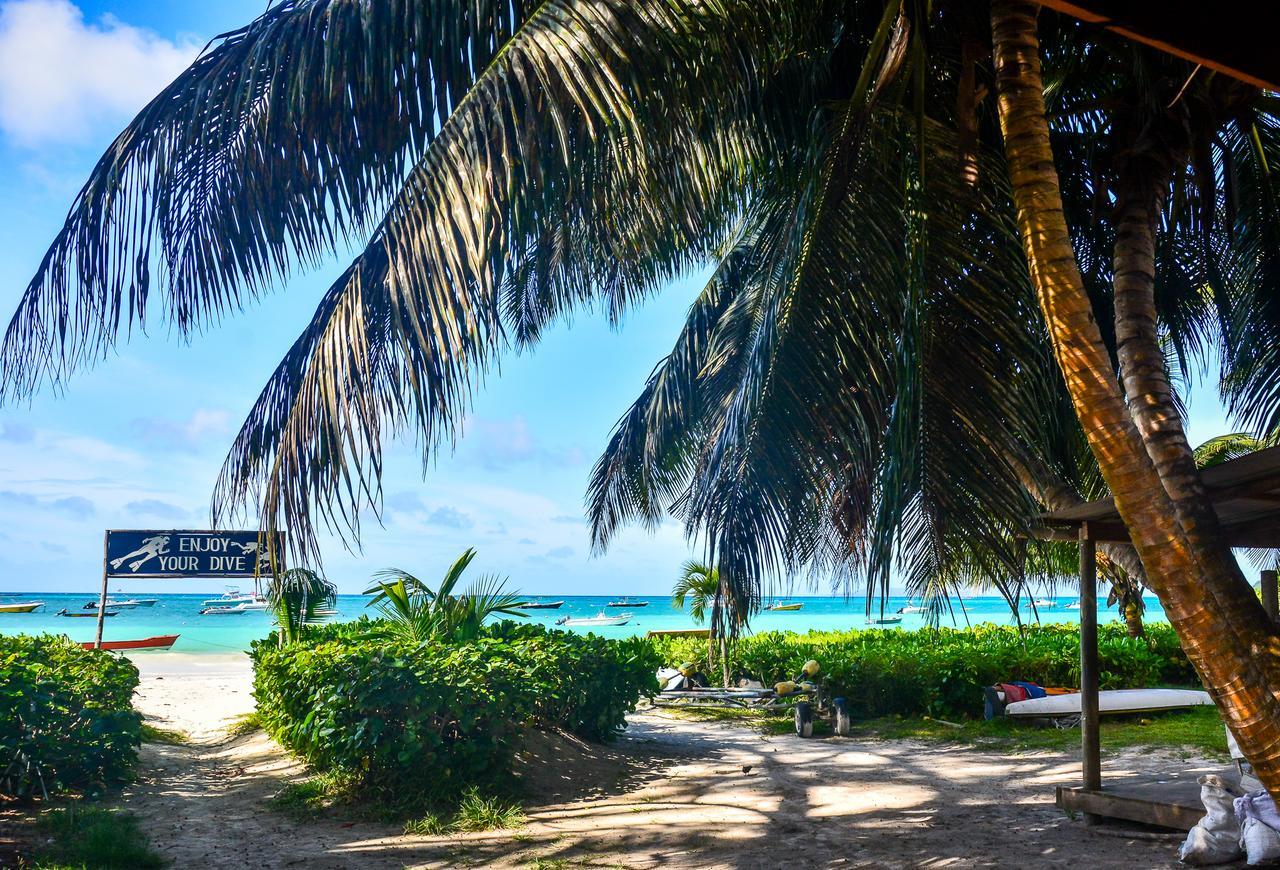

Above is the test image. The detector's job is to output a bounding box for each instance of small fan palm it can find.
[364,548,525,643]
[269,567,337,646]
[672,560,744,686]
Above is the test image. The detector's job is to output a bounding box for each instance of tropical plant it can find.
[671,559,746,686]
[364,548,525,643]
[269,567,337,646]
[5,0,1280,790]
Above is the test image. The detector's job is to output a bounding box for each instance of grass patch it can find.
[29,805,164,869]
[267,770,361,820]
[403,788,525,835]
[140,724,187,745]
[659,703,1230,758]
[225,712,262,738]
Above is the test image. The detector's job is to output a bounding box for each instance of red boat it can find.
[80,634,179,652]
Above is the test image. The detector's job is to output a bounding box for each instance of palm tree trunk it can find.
[991,0,1280,795]
[1111,160,1276,640]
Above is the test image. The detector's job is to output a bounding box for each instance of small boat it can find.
[765,602,803,612]
[200,603,250,615]
[518,600,565,609]
[1025,598,1055,609]
[556,611,632,627]
[131,599,158,607]
[201,587,268,608]
[83,599,142,610]
[0,601,43,614]
[59,608,117,618]
[867,615,903,625]
[896,604,927,614]
[80,634,179,652]
[1064,601,1081,610]
[1005,688,1213,719]
[606,598,649,608]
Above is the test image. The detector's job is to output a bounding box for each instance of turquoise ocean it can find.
[0,592,1167,655]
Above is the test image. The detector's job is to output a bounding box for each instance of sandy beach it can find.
[120,653,1203,868]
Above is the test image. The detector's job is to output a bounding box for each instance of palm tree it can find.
[3,0,1280,789]
[364,548,526,643]
[671,560,743,687]
[269,567,337,646]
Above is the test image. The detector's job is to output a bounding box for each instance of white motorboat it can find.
[868,615,903,625]
[1005,688,1213,719]
[199,603,251,615]
[1064,601,1081,610]
[556,611,632,627]
[1025,598,1056,609]
[84,599,142,610]
[896,603,927,614]
[202,586,268,609]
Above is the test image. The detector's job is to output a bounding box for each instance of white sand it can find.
[123,656,1200,867]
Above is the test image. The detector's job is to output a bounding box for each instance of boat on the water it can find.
[896,603,927,614]
[1025,598,1055,609]
[1064,601,1081,610]
[556,611,632,627]
[83,599,142,610]
[765,602,803,611]
[59,608,117,618]
[1005,688,1213,719]
[80,634,179,652]
[518,600,564,609]
[606,598,649,608]
[202,586,268,608]
[868,615,903,625]
[200,603,251,615]
[0,601,43,614]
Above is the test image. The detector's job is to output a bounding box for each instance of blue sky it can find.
[0,1,1241,596]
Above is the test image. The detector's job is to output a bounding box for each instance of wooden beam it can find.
[1079,527,1101,824]
[1055,786,1203,832]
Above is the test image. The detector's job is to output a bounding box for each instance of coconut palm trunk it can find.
[991,0,1280,793]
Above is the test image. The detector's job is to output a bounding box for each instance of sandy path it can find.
[125,658,1197,868]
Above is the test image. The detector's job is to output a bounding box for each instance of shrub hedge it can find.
[0,634,142,798]
[250,621,659,798]
[649,622,1196,720]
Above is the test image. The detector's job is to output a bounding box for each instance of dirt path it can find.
[126,661,1199,868]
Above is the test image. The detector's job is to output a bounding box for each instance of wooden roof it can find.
[1040,1,1280,92]
[1039,445,1280,547]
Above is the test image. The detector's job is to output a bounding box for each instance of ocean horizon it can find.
[0,592,1167,655]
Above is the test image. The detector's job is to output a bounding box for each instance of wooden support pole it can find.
[94,531,109,650]
[1079,526,1101,823]
[1263,569,1278,625]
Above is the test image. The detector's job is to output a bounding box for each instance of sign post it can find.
[94,531,109,649]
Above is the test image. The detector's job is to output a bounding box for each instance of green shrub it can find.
[0,635,142,799]
[650,622,1195,720]
[250,620,659,801]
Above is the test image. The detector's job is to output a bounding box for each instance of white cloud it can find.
[131,409,230,452]
[0,0,200,145]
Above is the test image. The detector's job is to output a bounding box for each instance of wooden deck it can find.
[1056,766,1241,831]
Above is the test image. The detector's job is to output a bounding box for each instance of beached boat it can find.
[518,600,564,609]
[765,602,803,611]
[0,601,43,613]
[606,598,649,608]
[556,611,632,627]
[1005,688,1213,719]
[80,634,179,652]
[58,608,117,618]
[867,615,903,625]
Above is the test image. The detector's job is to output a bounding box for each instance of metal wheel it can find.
[833,697,851,736]
[795,701,814,738]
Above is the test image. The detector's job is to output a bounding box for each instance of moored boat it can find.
[80,634,179,652]
[896,603,927,614]
[765,602,803,611]
[868,615,903,625]
[518,600,565,609]
[606,597,649,608]
[0,601,43,614]
[556,611,632,627]
[200,603,250,615]
[59,608,117,618]
[84,599,142,610]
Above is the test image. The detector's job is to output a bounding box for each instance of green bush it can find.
[250,621,659,800]
[650,622,1196,720]
[0,635,142,798]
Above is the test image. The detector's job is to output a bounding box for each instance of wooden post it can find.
[1263,570,1278,624]
[1079,525,1101,823]
[94,531,109,650]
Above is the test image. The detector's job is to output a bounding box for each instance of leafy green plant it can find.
[269,567,337,645]
[0,635,142,799]
[364,548,526,642]
[250,620,659,806]
[671,560,745,686]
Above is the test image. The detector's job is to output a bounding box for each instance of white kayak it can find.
[1005,688,1213,719]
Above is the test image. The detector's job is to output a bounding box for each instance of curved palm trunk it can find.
[991,0,1280,794]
